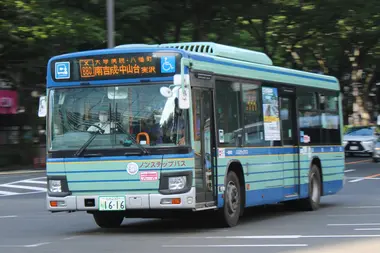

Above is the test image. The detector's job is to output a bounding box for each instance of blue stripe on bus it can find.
[70,188,158,193]
[46,167,193,175]
[190,54,338,84]
[46,146,343,164]
[222,146,343,157]
[46,77,175,88]
[47,152,194,163]
[217,179,344,208]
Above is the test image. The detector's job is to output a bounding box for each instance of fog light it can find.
[187,197,193,204]
[160,198,181,205]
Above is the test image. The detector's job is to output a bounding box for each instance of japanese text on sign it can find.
[79,56,156,78]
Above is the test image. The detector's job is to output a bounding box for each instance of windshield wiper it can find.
[117,124,150,155]
[74,129,104,157]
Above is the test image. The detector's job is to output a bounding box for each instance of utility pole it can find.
[107,0,114,48]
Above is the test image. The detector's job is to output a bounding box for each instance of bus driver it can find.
[87,110,111,134]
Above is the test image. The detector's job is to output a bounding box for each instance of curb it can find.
[0,167,46,175]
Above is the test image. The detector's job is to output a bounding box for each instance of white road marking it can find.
[343,206,380,209]
[162,244,308,248]
[24,242,51,247]
[180,234,380,239]
[328,214,380,217]
[22,180,47,184]
[344,169,355,173]
[0,184,46,191]
[0,242,50,248]
[0,190,17,196]
[62,236,81,240]
[354,228,380,231]
[328,223,380,226]
[349,178,365,183]
[0,191,45,197]
[0,215,17,219]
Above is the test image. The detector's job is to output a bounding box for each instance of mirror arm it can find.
[180,57,190,93]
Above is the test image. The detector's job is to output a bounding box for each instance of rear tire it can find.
[93,211,124,228]
[299,164,321,211]
[218,171,242,227]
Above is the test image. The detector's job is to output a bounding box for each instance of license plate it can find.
[98,197,126,211]
[350,146,359,150]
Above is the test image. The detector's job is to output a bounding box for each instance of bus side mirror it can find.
[38,96,47,117]
[178,87,190,109]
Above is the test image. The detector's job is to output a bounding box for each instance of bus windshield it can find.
[48,84,188,151]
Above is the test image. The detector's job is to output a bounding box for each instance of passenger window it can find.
[215,80,242,146]
[241,83,264,146]
[298,92,321,145]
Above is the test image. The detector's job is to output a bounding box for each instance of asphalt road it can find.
[1,156,380,253]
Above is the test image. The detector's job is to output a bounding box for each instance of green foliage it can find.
[1,0,380,124]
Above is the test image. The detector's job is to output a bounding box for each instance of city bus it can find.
[40,42,344,228]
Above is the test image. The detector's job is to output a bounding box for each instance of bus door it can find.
[279,88,300,198]
[192,86,217,205]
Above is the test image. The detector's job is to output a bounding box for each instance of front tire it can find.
[219,171,242,227]
[299,164,322,211]
[93,211,124,228]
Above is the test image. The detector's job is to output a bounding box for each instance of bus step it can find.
[194,202,218,211]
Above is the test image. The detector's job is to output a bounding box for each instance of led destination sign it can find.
[51,52,181,82]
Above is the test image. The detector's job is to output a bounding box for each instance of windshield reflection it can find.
[48,84,188,151]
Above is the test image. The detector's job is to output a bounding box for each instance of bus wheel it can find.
[300,164,321,211]
[93,211,124,228]
[219,171,241,227]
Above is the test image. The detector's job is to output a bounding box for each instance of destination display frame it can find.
[51,52,182,82]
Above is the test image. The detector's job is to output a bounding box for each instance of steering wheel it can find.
[76,123,105,134]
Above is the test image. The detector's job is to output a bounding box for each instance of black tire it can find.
[93,211,124,228]
[218,171,242,227]
[373,158,379,163]
[299,164,322,211]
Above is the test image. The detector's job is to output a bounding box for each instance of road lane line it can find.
[345,159,371,165]
[0,215,17,219]
[344,206,380,209]
[22,180,47,184]
[328,223,380,226]
[0,184,46,191]
[177,234,380,239]
[0,191,46,197]
[344,169,355,173]
[328,214,380,217]
[0,190,17,196]
[24,242,51,247]
[162,244,308,248]
[349,173,380,182]
[355,228,380,231]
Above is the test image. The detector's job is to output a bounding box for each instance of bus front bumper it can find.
[46,187,196,212]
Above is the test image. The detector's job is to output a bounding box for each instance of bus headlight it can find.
[159,171,192,194]
[49,180,62,193]
[47,176,70,197]
[168,176,186,190]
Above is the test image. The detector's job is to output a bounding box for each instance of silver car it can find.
[343,126,378,157]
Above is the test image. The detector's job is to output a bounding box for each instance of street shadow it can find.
[68,200,341,236]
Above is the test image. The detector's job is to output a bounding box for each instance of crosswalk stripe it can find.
[0,191,17,196]
[22,180,47,184]
[0,184,46,191]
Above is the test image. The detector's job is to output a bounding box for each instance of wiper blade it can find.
[74,130,103,157]
[117,124,150,155]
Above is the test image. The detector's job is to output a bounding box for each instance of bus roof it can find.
[48,42,340,91]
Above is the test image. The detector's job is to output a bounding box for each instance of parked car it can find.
[373,138,380,162]
[343,126,379,157]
